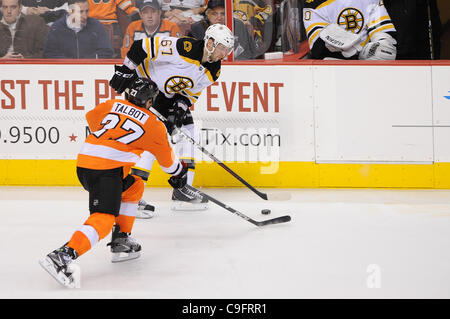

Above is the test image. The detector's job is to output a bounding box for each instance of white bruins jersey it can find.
[303,0,396,51]
[124,36,221,105]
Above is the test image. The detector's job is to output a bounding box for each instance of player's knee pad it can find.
[122,175,144,203]
[84,212,115,240]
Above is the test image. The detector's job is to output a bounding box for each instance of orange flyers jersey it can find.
[121,19,183,58]
[88,0,136,24]
[77,99,182,176]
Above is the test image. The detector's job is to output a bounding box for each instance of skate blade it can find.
[39,257,75,288]
[111,251,141,263]
[171,201,209,211]
[136,210,154,219]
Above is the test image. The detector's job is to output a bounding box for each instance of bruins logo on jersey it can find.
[183,41,192,53]
[165,76,194,94]
[337,8,364,34]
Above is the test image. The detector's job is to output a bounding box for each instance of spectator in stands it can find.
[87,0,139,58]
[0,0,49,59]
[162,0,206,35]
[21,0,68,25]
[44,0,113,58]
[188,0,257,60]
[188,0,223,34]
[233,0,273,53]
[121,0,182,58]
[384,0,441,60]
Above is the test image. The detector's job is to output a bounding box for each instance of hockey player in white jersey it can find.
[303,0,397,60]
[110,23,234,215]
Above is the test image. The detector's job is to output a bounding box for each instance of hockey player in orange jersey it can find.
[39,78,189,288]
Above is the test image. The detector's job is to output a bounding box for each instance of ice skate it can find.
[171,186,209,211]
[39,245,79,288]
[136,198,155,219]
[107,225,141,263]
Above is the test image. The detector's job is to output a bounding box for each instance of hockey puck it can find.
[261,209,271,215]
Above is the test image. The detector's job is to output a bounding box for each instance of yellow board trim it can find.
[1,160,450,189]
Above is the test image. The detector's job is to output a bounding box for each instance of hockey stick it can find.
[184,185,292,227]
[148,106,291,201]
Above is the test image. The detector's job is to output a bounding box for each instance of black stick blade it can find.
[255,215,291,226]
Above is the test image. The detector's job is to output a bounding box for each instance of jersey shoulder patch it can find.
[176,37,204,62]
[303,0,331,10]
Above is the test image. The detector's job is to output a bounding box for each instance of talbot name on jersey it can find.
[112,102,149,124]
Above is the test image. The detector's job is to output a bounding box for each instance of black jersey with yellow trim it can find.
[303,0,333,10]
[176,37,222,82]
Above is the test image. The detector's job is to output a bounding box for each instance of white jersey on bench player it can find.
[303,0,397,60]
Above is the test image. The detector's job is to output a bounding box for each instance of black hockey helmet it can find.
[126,77,159,108]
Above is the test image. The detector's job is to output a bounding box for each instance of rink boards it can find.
[0,60,450,188]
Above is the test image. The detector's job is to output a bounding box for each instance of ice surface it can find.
[1,186,450,298]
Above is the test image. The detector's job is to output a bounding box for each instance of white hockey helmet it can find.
[204,23,234,60]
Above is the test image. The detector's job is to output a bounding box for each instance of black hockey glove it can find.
[168,161,188,189]
[166,99,189,135]
[109,65,137,94]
